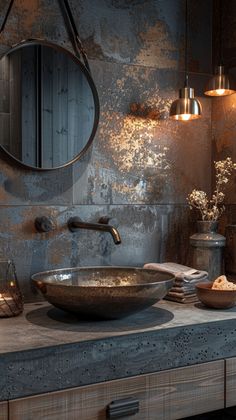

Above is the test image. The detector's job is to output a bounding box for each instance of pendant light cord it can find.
[184,0,189,87]
[219,0,223,65]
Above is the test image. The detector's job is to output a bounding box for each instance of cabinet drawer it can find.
[225,357,236,407]
[9,360,224,420]
[0,402,8,420]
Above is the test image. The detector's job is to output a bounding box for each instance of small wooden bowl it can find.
[195,282,236,309]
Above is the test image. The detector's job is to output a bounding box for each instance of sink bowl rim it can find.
[31,265,175,288]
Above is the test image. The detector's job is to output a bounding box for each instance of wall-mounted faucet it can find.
[67,216,121,245]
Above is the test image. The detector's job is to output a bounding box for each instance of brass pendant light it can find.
[204,65,235,96]
[170,0,202,121]
[204,0,235,97]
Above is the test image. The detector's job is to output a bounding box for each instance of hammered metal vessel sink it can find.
[32,266,174,319]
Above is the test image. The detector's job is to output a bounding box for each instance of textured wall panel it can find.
[69,0,212,73]
[0,0,213,301]
[0,205,194,301]
[212,94,236,205]
[73,60,212,205]
[0,154,73,204]
[211,0,236,276]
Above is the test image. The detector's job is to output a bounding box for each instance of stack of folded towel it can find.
[143,262,208,303]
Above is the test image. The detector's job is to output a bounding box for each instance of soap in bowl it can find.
[195,282,236,309]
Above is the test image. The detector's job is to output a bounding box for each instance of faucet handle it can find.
[98,216,119,226]
[35,216,55,233]
[98,216,110,224]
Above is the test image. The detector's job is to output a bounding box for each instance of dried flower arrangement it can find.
[187,157,236,221]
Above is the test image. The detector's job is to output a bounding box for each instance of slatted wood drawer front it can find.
[225,357,236,407]
[9,360,224,420]
[151,360,224,419]
[0,402,8,420]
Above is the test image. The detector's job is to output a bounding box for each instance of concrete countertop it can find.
[1,300,236,401]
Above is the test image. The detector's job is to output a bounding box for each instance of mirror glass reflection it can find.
[0,43,96,169]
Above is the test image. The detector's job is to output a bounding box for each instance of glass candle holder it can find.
[0,259,23,317]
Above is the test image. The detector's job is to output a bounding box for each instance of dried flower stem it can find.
[187,157,236,221]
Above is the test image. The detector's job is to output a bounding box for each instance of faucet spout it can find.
[104,225,121,245]
[68,217,121,244]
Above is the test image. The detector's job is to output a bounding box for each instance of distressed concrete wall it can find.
[211,0,236,273]
[212,93,236,212]
[211,0,236,224]
[0,0,213,301]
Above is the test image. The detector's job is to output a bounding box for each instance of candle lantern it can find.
[0,259,23,317]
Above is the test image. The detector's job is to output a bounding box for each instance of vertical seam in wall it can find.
[224,358,226,408]
[210,0,214,198]
[211,94,213,197]
[72,165,74,206]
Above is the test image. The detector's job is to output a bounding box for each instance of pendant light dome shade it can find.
[169,87,202,121]
[205,0,235,97]
[204,65,235,96]
[169,0,202,121]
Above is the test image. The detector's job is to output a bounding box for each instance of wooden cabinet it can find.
[225,356,236,407]
[8,360,224,420]
[0,402,8,420]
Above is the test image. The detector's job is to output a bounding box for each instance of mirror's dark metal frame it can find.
[0,38,100,170]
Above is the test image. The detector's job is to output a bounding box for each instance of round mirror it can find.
[0,40,99,170]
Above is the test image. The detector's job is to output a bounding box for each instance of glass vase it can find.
[190,221,226,281]
[0,259,23,317]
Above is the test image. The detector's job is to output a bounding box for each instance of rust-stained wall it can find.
[212,0,236,224]
[0,0,213,301]
[211,0,236,273]
[212,93,236,210]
